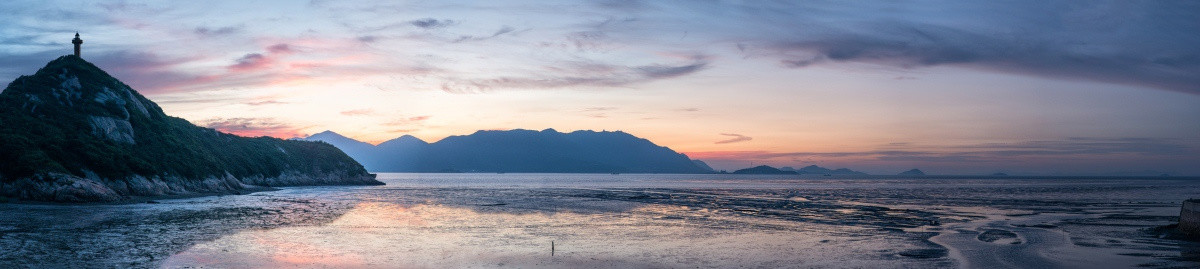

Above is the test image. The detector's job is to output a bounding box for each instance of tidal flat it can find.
[2,174,1198,268]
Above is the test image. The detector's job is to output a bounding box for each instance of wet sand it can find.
[2,174,1198,268]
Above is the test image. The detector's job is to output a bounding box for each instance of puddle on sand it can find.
[921,205,1184,269]
[162,202,939,268]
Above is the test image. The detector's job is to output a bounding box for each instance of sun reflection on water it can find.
[162,200,909,268]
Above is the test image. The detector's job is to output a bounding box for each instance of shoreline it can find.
[368,172,1200,180]
[1,171,383,204]
[0,179,392,205]
[0,185,281,206]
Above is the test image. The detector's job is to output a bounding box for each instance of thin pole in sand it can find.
[551,240,555,256]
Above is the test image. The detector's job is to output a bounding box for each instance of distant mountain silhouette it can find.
[793,165,868,175]
[898,169,926,176]
[0,55,380,202]
[303,129,712,173]
[732,165,797,174]
[734,165,867,175]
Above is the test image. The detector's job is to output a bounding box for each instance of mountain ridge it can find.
[304,129,713,173]
[738,165,869,175]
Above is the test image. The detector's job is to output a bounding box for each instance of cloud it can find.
[715,133,752,144]
[199,117,305,138]
[0,37,327,95]
[591,0,649,11]
[580,107,616,118]
[227,43,297,72]
[637,61,707,79]
[246,100,286,106]
[410,18,456,29]
[564,30,616,52]
[340,109,375,116]
[5,0,1194,102]
[266,43,293,54]
[688,137,1196,166]
[356,35,378,43]
[384,115,432,126]
[710,1,1200,93]
[953,137,1192,157]
[440,56,709,93]
[584,107,616,111]
[452,26,517,43]
[229,53,270,71]
[69,50,226,95]
[194,26,241,36]
[0,50,69,83]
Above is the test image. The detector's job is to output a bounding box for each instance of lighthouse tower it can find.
[72,33,83,57]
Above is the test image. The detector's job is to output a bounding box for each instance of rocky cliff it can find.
[0,55,381,202]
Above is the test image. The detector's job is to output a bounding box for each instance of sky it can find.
[1,0,1198,175]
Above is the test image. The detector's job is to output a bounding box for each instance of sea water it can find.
[2,173,1198,268]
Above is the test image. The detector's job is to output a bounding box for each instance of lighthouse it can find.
[72,33,83,57]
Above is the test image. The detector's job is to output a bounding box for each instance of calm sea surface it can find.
[2,173,1198,268]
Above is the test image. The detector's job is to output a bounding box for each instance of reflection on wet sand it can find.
[0,194,360,268]
[4,175,1198,268]
[163,202,934,268]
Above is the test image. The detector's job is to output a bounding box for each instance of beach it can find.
[2,174,1197,268]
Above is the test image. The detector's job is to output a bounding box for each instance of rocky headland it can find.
[0,55,381,203]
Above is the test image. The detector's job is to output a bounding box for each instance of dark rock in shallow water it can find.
[977,229,1021,244]
[1180,199,1200,237]
[1150,224,1200,242]
[897,249,948,259]
[0,55,382,203]
[1013,223,1057,229]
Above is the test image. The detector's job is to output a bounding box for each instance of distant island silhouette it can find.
[898,169,926,176]
[732,165,796,174]
[732,165,869,175]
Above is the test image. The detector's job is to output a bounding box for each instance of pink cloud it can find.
[266,43,293,54]
[340,109,375,116]
[714,133,752,144]
[228,53,273,71]
[199,117,306,138]
[246,99,287,106]
[384,115,432,126]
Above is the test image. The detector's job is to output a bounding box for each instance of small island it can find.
[898,169,926,176]
[732,165,798,174]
